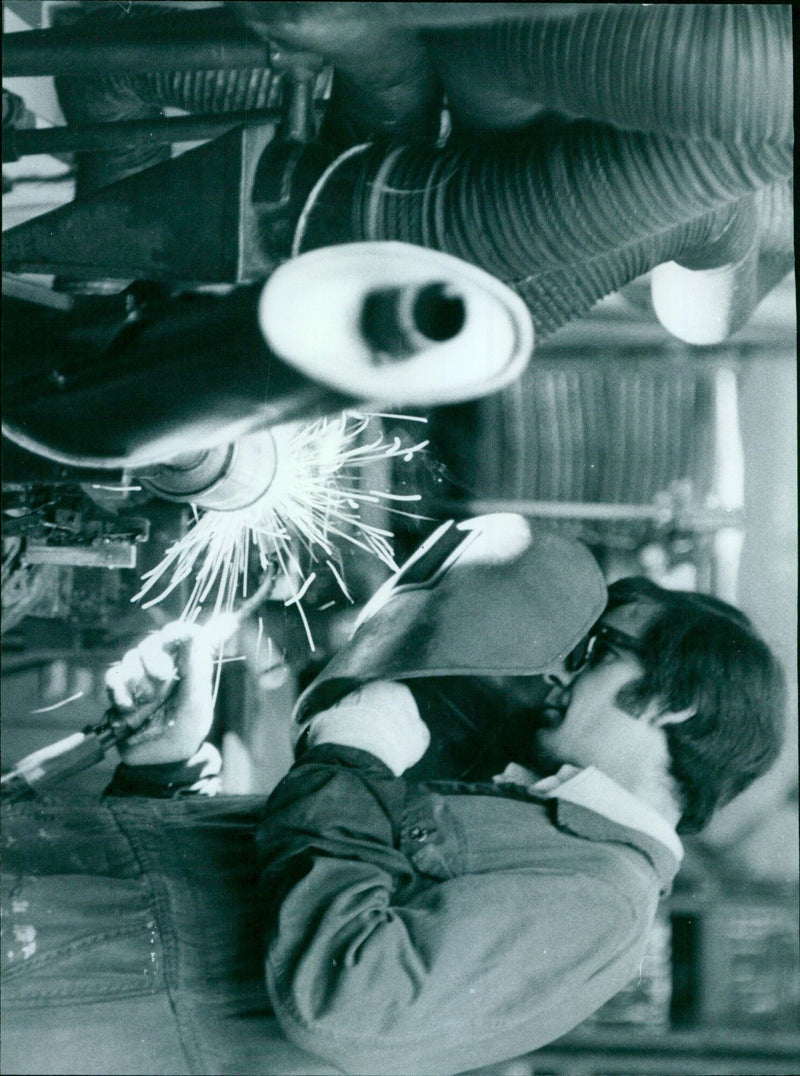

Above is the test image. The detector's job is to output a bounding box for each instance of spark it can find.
[326,558,353,603]
[351,411,428,423]
[368,490,423,502]
[91,484,143,493]
[284,571,317,606]
[255,617,264,663]
[30,691,84,714]
[132,412,431,650]
[292,593,316,652]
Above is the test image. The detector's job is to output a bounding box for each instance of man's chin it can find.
[527,734,564,776]
[538,705,566,729]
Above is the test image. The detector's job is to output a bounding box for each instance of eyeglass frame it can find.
[565,621,646,674]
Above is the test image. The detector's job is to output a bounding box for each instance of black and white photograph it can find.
[1,4,797,1074]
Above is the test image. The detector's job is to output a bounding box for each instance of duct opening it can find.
[360,280,466,361]
[412,283,466,342]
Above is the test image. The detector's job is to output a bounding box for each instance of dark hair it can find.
[606,577,786,834]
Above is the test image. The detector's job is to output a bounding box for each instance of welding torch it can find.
[0,697,173,803]
[1,574,277,803]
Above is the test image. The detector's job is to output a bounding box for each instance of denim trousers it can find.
[1,793,342,1076]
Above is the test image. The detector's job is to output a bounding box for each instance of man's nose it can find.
[542,678,571,709]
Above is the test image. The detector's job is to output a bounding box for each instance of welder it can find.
[1,515,785,1076]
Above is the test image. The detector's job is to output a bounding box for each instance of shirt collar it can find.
[494,762,683,892]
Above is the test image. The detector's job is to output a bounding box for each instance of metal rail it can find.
[2,109,282,161]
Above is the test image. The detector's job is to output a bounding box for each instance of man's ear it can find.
[649,703,697,728]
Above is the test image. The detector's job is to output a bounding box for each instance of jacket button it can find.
[409,826,428,842]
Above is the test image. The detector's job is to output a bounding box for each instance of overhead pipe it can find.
[39,2,441,200]
[2,109,281,162]
[230,4,603,32]
[2,6,270,78]
[4,0,595,78]
[45,1,440,212]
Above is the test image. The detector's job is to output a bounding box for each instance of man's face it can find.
[528,600,660,773]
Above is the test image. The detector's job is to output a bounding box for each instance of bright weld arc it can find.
[131,412,429,651]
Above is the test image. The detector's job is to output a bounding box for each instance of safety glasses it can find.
[565,621,645,674]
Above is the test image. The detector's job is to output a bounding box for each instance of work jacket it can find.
[1,742,680,1076]
[259,743,681,1075]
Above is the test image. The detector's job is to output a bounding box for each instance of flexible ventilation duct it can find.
[435,362,720,507]
[425,4,793,141]
[50,3,792,339]
[281,3,791,339]
[297,125,791,338]
[753,179,796,303]
[232,4,791,145]
[58,64,286,193]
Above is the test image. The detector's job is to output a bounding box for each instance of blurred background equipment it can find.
[2,3,797,1073]
[2,3,792,340]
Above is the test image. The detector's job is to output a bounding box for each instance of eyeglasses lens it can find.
[566,632,596,673]
[565,624,643,673]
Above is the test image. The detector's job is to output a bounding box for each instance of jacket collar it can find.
[494,763,683,894]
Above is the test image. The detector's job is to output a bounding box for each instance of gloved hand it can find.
[105,621,215,766]
[305,680,430,776]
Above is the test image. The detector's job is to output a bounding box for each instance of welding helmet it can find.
[292,513,607,730]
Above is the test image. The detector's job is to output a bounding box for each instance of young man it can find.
[2,516,784,1076]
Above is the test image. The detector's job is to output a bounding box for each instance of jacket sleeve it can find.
[257,745,646,1076]
[104,742,222,797]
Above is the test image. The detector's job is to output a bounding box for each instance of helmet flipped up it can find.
[293,513,607,731]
